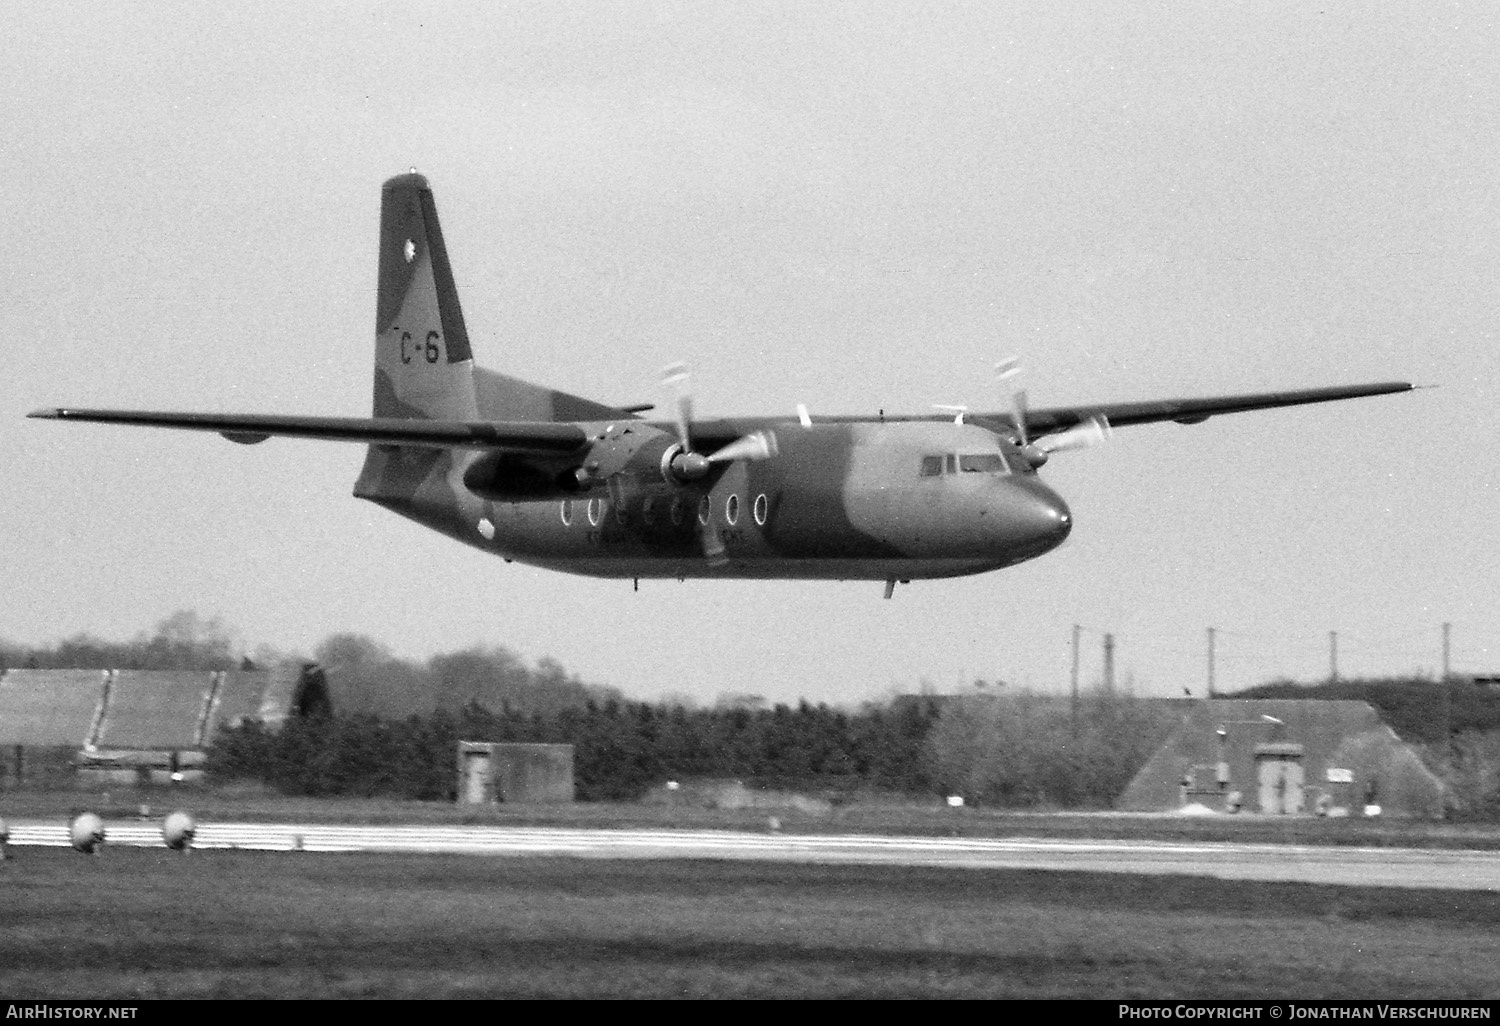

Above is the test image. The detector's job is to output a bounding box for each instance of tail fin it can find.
[373,172,478,421]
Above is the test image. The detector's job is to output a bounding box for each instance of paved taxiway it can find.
[5,821,1497,890]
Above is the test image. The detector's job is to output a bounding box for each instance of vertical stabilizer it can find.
[373,173,478,421]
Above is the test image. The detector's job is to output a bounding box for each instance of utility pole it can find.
[1441,622,1453,759]
[1329,631,1338,683]
[1070,624,1081,735]
[1207,627,1216,699]
[1103,633,1115,694]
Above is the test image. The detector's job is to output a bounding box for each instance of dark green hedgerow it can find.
[207,698,941,801]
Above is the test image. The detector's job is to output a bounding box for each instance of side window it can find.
[959,454,1006,474]
[919,455,943,477]
[945,454,957,475]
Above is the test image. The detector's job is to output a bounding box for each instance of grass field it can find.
[4,788,1500,998]
[4,849,1500,999]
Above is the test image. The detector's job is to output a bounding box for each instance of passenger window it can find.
[919,455,943,477]
[959,453,1006,474]
[945,454,957,474]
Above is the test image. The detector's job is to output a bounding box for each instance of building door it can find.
[462,749,490,804]
[1256,755,1305,814]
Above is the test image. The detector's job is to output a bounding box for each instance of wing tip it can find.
[27,408,65,420]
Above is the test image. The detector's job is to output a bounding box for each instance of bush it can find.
[926,690,1176,808]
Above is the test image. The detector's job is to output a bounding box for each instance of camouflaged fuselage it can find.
[359,417,1072,580]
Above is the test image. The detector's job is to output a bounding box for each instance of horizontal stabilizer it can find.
[27,408,588,454]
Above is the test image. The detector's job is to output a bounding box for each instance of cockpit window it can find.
[919,455,944,477]
[959,453,1007,474]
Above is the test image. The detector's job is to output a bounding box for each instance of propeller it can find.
[659,363,780,566]
[994,357,1110,468]
[659,363,779,484]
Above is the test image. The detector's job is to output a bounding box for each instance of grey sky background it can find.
[5,2,1496,705]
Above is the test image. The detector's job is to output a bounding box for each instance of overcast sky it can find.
[5,2,1497,705]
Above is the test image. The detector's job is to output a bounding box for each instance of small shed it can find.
[1118,699,1446,819]
[457,741,575,803]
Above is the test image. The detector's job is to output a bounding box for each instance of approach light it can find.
[70,812,105,854]
[163,811,196,851]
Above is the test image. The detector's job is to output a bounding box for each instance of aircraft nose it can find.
[997,482,1072,556]
[1027,489,1072,546]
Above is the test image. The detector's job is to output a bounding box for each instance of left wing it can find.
[27,408,589,455]
[675,380,1415,443]
[1011,381,1415,436]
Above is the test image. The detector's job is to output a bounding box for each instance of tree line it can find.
[208,697,942,801]
[205,691,1176,806]
[8,612,1498,814]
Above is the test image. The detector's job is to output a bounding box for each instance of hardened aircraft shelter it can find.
[1118,699,1446,819]
[0,664,329,785]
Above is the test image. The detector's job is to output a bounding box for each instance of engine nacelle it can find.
[462,451,588,500]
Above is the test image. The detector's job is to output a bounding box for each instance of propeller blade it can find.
[707,430,779,464]
[1037,415,1112,454]
[995,358,1028,445]
[995,357,1023,384]
[701,520,728,566]
[660,362,694,452]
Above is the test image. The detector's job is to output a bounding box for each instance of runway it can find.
[5,820,1498,890]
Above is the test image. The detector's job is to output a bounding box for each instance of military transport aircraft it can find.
[30,173,1412,598]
